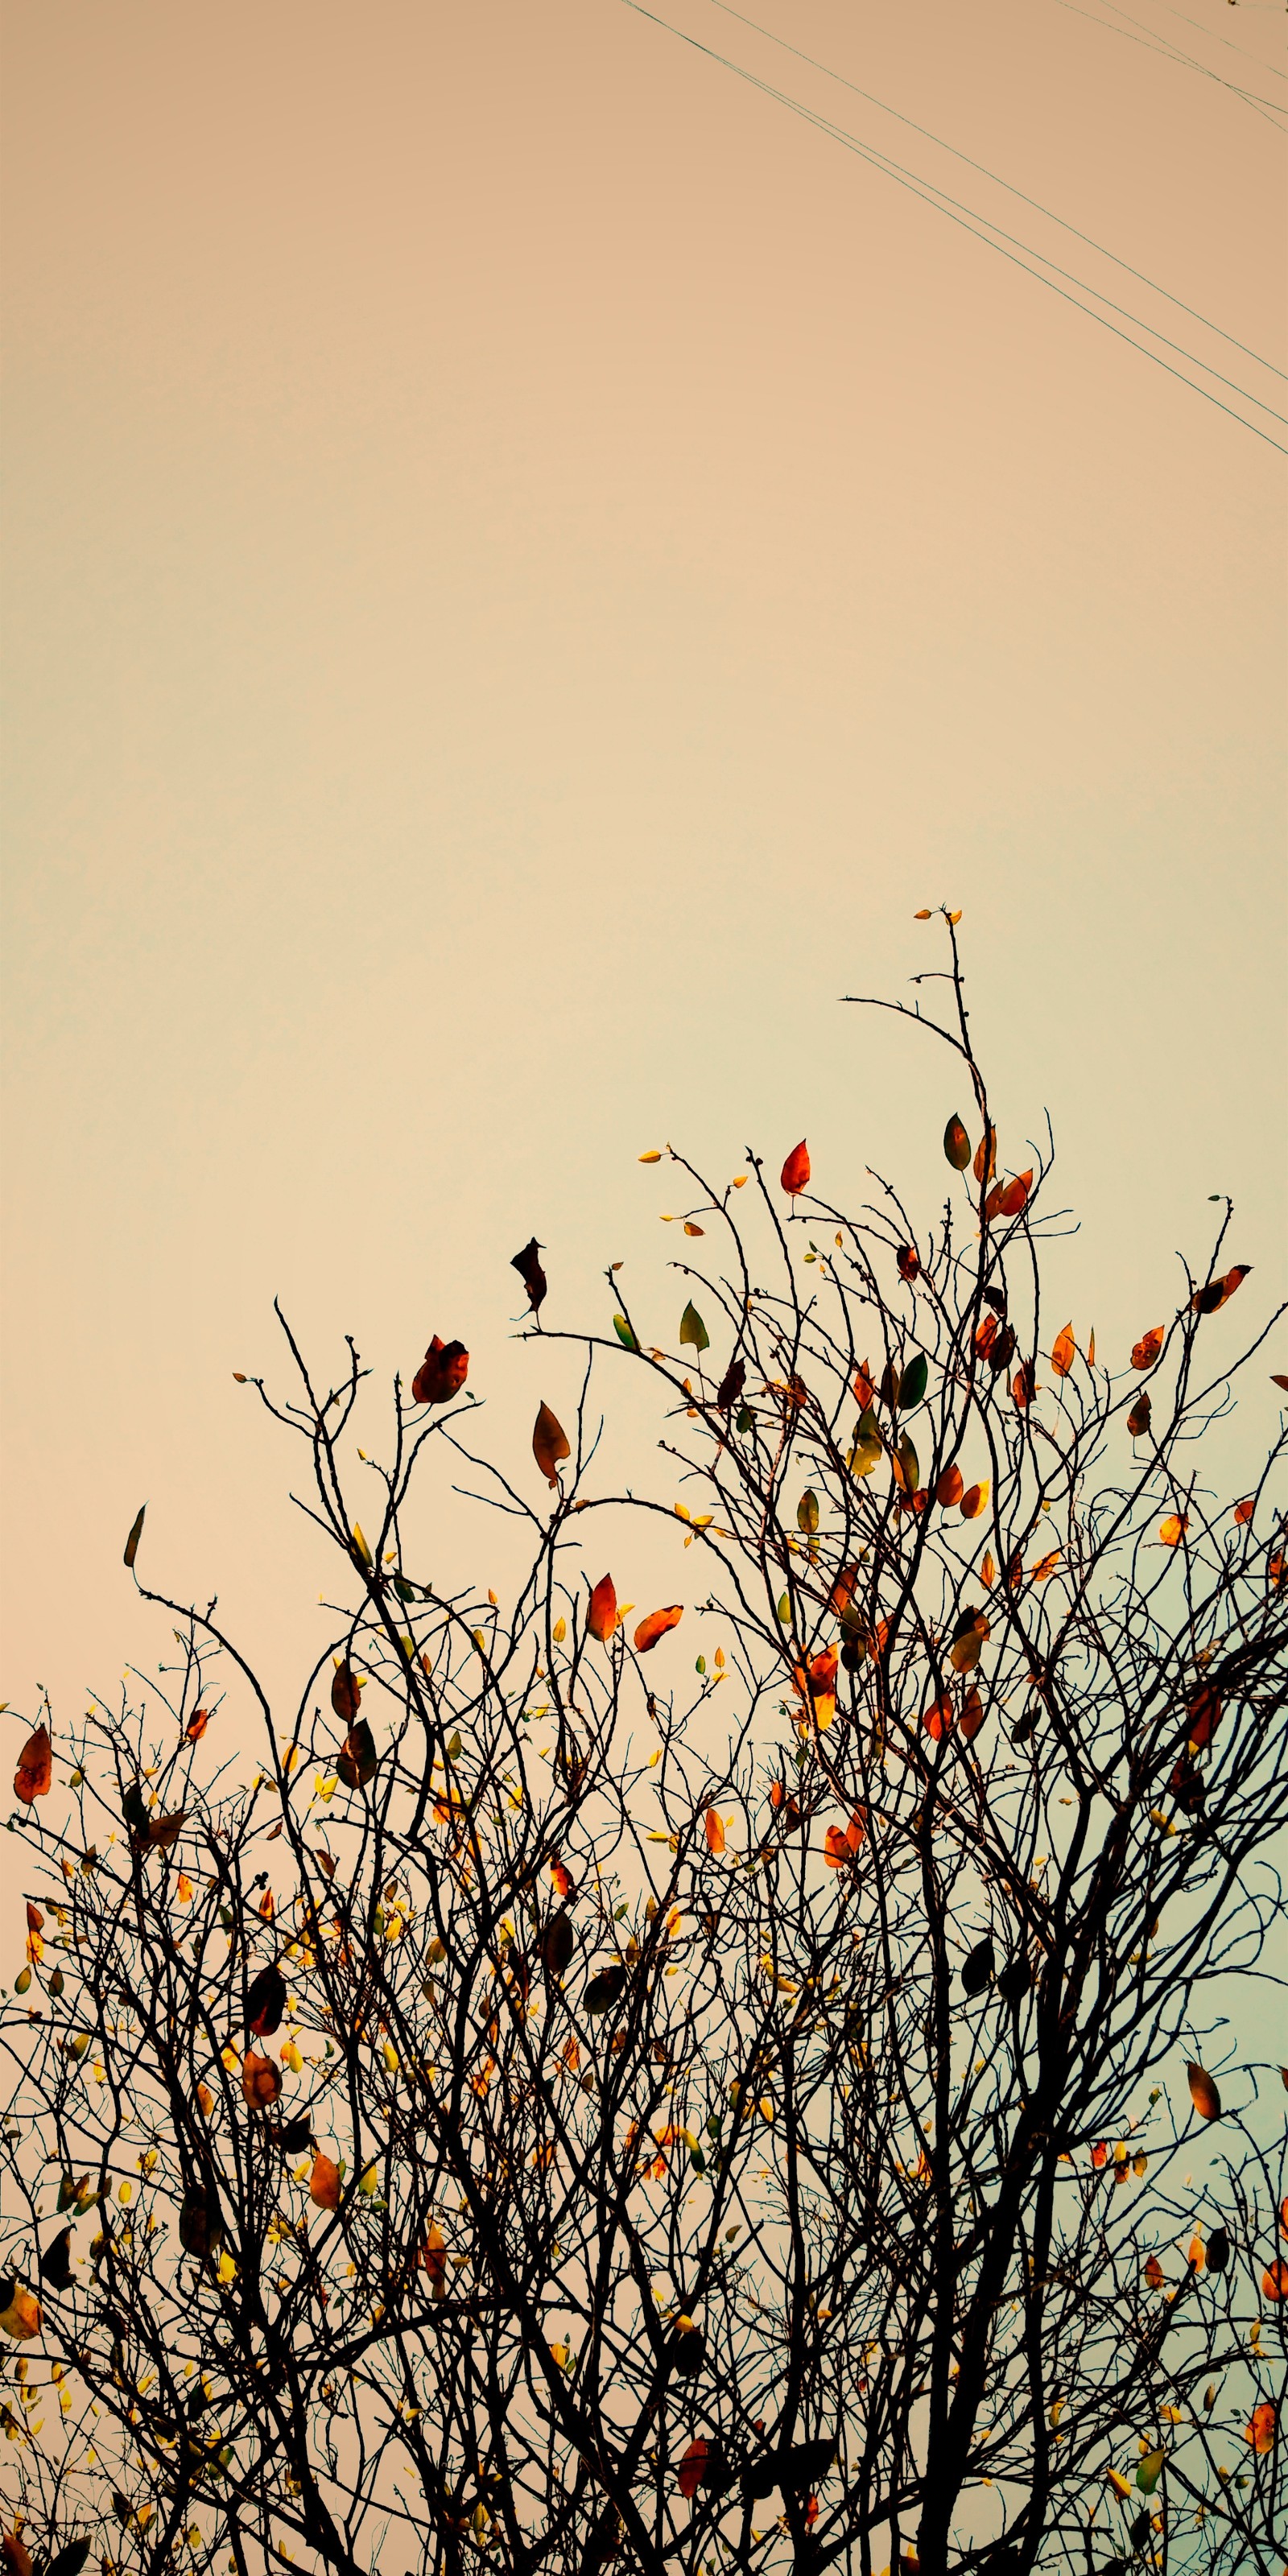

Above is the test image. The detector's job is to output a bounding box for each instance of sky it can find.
[2,0,1285,1744]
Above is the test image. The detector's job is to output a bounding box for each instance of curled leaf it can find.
[511,1238,547,1314]
[13,1725,52,1803]
[1191,1263,1251,1315]
[533,1402,572,1489]
[634,1605,683,1653]
[411,1337,469,1405]
[0,2283,41,2341]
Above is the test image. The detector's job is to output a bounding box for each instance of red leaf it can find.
[997,1170,1033,1219]
[1187,1686,1221,1752]
[13,1726,52,1804]
[186,1707,211,1741]
[896,1245,920,1284]
[1246,2401,1276,2454]
[587,1575,618,1643]
[1131,1327,1164,1370]
[935,1464,964,1508]
[634,1604,683,1653]
[1233,1496,1254,1525]
[973,1127,996,1186]
[923,1694,955,1741]
[412,1336,469,1406]
[960,1687,985,1741]
[780,1140,811,1195]
[678,2439,710,2500]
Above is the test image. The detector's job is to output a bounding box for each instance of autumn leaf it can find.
[1274,1374,1288,1393]
[241,2052,283,2112]
[634,1604,683,1653]
[896,1244,920,1284]
[1050,1323,1075,1378]
[13,1725,52,1803]
[943,1113,971,1170]
[1158,1515,1189,1548]
[1234,1496,1254,1525]
[123,1504,146,1568]
[829,1563,861,1615]
[1011,1361,1037,1409]
[331,1661,361,1724]
[1144,2253,1166,2289]
[678,2438,712,2500]
[1246,2402,1277,2454]
[421,2223,448,2297]
[551,1860,574,1900]
[797,1488,819,1536]
[411,1336,469,1405]
[679,1301,709,1355]
[922,1695,955,1741]
[960,1687,985,1740]
[704,1809,726,1856]
[1131,1327,1164,1370]
[583,1964,627,2013]
[715,1356,745,1410]
[892,1433,919,1495]
[935,1464,964,1507]
[1187,2063,1221,2121]
[824,1813,865,1865]
[781,1140,810,1195]
[1136,2448,1165,2494]
[852,1360,876,1410]
[1191,1263,1251,1315]
[246,1963,287,2037]
[973,1127,997,1186]
[960,1480,989,1521]
[540,1910,575,1976]
[533,1402,571,1488]
[1127,1390,1151,1438]
[147,1809,187,1849]
[949,1607,989,1674]
[1,2533,35,2576]
[511,1238,547,1314]
[0,2283,41,2342]
[186,1707,211,1741]
[587,1575,619,1643]
[1262,2258,1288,2301]
[336,1719,378,1790]
[980,1551,995,1588]
[309,2153,341,2212]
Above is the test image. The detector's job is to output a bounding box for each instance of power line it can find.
[702,0,1286,382]
[1046,0,1287,125]
[615,0,1288,452]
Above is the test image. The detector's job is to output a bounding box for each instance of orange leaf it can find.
[1030,1550,1060,1583]
[1191,1263,1251,1316]
[634,1604,683,1653]
[923,1694,955,1741]
[1279,2193,1288,2239]
[1187,2062,1221,2122]
[1263,2258,1288,2301]
[1159,1515,1189,1548]
[551,1860,573,1900]
[1132,1327,1164,1371]
[980,1550,996,1589]
[704,1808,726,1856]
[1012,1362,1037,1409]
[935,1464,964,1508]
[186,1707,211,1742]
[829,1563,861,1615]
[1246,2401,1277,2454]
[1144,2253,1165,2289]
[781,1139,811,1195]
[896,1244,920,1284]
[960,1687,985,1740]
[852,1361,875,1410]
[997,1170,1034,1219]
[1234,1496,1254,1525]
[973,1127,997,1186]
[1090,2141,1108,2169]
[1127,1390,1151,1438]
[587,1575,618,1643]
[421,2223,448,2297]
[309,2153,341,2212]
[1050,1323,1075,1378]
[943,1113,971,1170]
[242,2051,283,2112]
[13,1725,52,1804]
[960,1480,989,1521]
[533,1402,572,1490]
[1,2535,35,2576]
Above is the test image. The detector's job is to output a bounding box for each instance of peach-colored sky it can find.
[2,0,1284,1735]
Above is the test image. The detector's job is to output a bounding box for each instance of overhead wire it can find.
[1045,0,1287,125]
[703,0,1286,382]
[615,0,1288,452]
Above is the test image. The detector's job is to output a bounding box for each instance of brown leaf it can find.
[186,1708,211,1742]
[123,1503,146,1568]
[411,1336,469,1405]
[331,1662,361,1724]
[147,1810,187,1850]
[242,2051,283,2112]
[533,1402,571,1489]
[1127,1390,1151,1438]
[336,1720,378,1789]
[943,1113,971,1171]
[896,1244,920,1284]
[1187,2062,1221,2122]
[13,1726,52,1803]
[935,1464,964,1508]
[511,1238,547,1314]
[1131,1327,1164,1370]
[309,2153,341,2211]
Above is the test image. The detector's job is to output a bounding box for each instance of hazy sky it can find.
[2,0,1284,1735]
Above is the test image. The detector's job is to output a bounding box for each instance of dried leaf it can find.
[1262,2258,1288,2301]
[943,1114,971,1170]
[896,1244,920,1284]
[241,2052,283,2112]
[511,1238,547,1314]
[587,1575,618,1643]
[634,1605,683,1653]
[715,1356,745,1410]
[1191,1263,1251,1315]
[960,1687,985,1740]
[780,1140,811,1195]
[13,1725,52,1804]
[533,1402,572,1489]
[331,1662,361,1724]
[186,1707,211,1741]
[583,1964,627,2013]
[411,1336,469,1405]
[678,2438,712,2499]
[336,1719,378,1789]
[1131,1327,1164,1371]
[796,1488,819,1536]
[1127,1390,1151,1438]
[246,1963,287,2038]
[1234,1496,1254,1525]
[1144,2253,1165,2289]
[123,1504,146,1568]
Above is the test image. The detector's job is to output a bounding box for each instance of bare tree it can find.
[2,925,1285,2576]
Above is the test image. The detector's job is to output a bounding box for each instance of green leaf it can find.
[679,1301,709,1354]
[894,1433,920,1494]
[943,1113,972,1170]
[736,1405,753,1435]
[900,1352,928,1408]
[797,1488,819,1535]
[613,1314,639,1352]
[1137,2448,1165,2494]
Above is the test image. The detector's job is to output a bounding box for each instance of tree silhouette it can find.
[2,927,1285,2576]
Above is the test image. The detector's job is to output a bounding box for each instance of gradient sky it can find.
[2,0,1284,1737]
